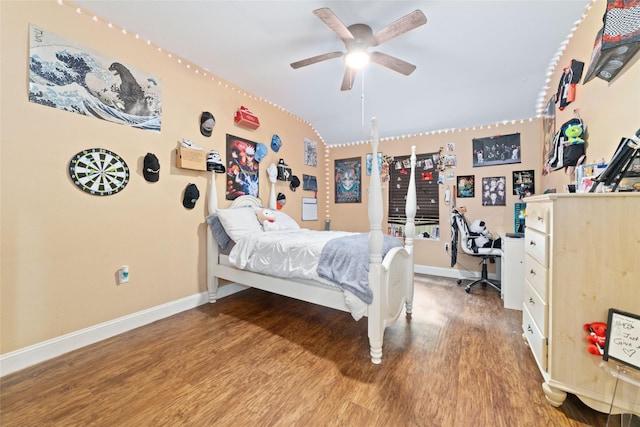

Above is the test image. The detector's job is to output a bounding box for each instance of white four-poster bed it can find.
[205,118,417,364]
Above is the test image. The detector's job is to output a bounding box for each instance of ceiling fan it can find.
[290,8,427,91]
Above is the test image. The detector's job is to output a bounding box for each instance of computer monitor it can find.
[589,131,639,192]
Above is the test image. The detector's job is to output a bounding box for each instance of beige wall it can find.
[1,0,638,355]
[0,1,323,354]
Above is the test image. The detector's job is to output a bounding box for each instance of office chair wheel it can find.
[465,285,471,293]
[457,279,462,285]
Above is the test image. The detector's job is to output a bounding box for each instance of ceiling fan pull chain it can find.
[361,70,365,128]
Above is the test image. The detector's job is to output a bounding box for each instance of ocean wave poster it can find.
[29,24,162,132]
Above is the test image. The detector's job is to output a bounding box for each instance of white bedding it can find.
[228,229,368,320]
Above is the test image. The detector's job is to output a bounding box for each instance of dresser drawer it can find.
[524,254,548,300]
[524,228,548,267]
[523,283,548,336]
[523,305,548,372]
[525,202,549,234]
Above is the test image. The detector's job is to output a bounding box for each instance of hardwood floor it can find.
[1,275,636,426]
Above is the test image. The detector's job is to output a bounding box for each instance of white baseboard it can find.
[0,283,246,377]
[415,264,497,280]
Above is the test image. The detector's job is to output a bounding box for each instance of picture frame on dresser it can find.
[604,308,640,370]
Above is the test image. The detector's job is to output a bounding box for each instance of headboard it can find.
[229,195,262,209]
[208,173,276,215]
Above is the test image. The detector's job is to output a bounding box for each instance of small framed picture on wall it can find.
[513,169,535,197]
[366,152,383,176]
[456,175,475,198]
[481,176,506,206]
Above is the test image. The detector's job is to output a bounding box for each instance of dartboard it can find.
[69,148,130,196]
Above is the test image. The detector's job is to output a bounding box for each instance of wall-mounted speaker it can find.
[583,0,640,83]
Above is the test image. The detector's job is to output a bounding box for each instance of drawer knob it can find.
[529,297,535,305]
[527,325,533,334]
[529,269,536,276]
[529,240,536,246]
[537,216,543,221]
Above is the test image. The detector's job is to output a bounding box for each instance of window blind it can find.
[388,152,440,226]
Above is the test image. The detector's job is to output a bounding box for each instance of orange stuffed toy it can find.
[583,322,607,356]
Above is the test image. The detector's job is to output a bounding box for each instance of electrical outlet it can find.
[445,242,450,251]
[118,266,129,284]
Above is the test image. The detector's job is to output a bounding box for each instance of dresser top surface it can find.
[525,192,640,203]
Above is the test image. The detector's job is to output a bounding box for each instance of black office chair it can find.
[451,209,502,293]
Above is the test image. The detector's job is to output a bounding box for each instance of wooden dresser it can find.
[522,193,640,414]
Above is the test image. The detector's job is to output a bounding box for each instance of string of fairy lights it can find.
[59,0,597,222]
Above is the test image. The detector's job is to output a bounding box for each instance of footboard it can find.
[381,246,414,322]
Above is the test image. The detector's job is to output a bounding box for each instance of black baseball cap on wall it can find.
[289,175,300,191]
[143,153,160,182]
[182,183,200,209]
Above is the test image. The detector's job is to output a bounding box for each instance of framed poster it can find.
[366,152,383,176]
[513,170,535,197]
[457,175,475,198]
[226,135,259,200]
[304,138,317,166]
[335,157,361,203]
[481,176,506,206]
[604,308,640,370]
[472,133,521,167]
[29,25,162,132]
[302,174,317,191]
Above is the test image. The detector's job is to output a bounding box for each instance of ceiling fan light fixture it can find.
[345,50,370,70]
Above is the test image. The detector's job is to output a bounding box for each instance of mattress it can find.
[227,229,368,319]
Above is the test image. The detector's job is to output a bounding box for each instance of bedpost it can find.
[367,117,384,364]
[269,180,276,210]
[404,146,416,249]
[207,171,218,216]
[404,146,417,314]
[207,172,220,303]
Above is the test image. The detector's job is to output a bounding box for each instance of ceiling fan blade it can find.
[290,51,344,69]
[340,68,356,91]
[313,8,354,41]
[370,51,417,76]
[370,10,427,47]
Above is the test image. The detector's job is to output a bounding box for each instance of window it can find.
[388,152,440,239]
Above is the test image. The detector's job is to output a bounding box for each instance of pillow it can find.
[205,213,231,248]
[263,210,301,232]
[216,206,263,241]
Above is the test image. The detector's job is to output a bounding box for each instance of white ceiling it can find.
[73,0,592,145]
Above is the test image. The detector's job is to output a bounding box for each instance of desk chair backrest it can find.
[451,210,475,256]
[451,209,502,257]
[450,208,503,294]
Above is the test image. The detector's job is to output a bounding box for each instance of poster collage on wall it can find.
[335,132,533,210]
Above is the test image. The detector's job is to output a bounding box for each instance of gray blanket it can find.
[317,233,403,304]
